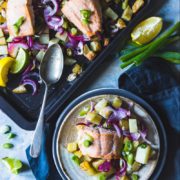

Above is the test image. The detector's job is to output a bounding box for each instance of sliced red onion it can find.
[90,101,95,112]
[118,158,127,177]
[98,161,111,172]
[113,124,122,137]
[32,42,47,50]
[44,0,59,16]
[123,130,140,141]
[21,72,39,81]
[13,37,26,43]
[21,79,39,96]
[45,16,64,31]
[26,36,34,48]
[75,41,84,55]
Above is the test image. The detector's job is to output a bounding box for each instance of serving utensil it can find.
[30,44,64,158]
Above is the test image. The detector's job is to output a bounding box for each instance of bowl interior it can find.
[56,94,160,180]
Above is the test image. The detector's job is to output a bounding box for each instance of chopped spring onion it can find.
[13,16,25,35]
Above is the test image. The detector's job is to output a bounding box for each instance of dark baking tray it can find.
[0,0,153,130]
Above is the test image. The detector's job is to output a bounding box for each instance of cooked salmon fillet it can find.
[77,126,122,159]
[6,0,34,37]
[62,0,102,37]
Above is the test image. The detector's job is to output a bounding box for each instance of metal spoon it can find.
[30,44,64,158]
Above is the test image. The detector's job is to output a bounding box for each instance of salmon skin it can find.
[77,126,122,160]
[62,0,102,37]
[6,0,35,37]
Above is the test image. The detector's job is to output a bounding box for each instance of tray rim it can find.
[52,88,167,180]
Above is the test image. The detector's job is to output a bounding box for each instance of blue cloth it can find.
[26,58,180,180]
[119,59,180,180]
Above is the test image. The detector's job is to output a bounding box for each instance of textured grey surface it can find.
[0,0,179,179]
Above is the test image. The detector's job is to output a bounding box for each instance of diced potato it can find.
[104,38,110,46]
[120,175,129,180]
[74,150,83,158]
[112,97,122,108]
[12,85,27,94]
[0,45,8,55]
[129,119,138,133]
[120,119,129,130]
[95,99,108,113]
[132,0,144,13]
[90,41,101,52]
[92,159,105,170]
[72,64,82,75]
[99,107,112,119]
[67,142,78,153]
[122,5,133,21]
[85,111,102,125]
[83,44,96,61]
[116,18,126,29]
[132,161,141,172]
[122,0,129,10]
[0,29,4,37]
[135,144,151,164]
[80,161,96,175]
[105,7,118,21]
[55,31,68,42]
[83,155,92,162]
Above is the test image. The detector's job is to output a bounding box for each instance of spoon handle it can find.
[30,85,48,158]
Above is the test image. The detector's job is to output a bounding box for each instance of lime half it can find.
[131,17,163,45]
[1,157,23,174]
[10,48,29,74]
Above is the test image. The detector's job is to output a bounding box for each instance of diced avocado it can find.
[120,119,129,130]
[99,107,112,119]
[127,153,134,165]
[74,150,83,158]
[79,105,90,116]
[0,37,6,45]
[112,97,122,108]
[39,34,49,44]
[0,29,4,37]
[105,7,118,21]
[67,142,78,153]
[95,99,108,113]
[132,0,144,13]
[116,18,126,29]
[132,161,141,172]
[80,161,96,175]
[86,111,102,125]
[123,140,133,152]
[129,119,138,133]
[135,144,151,164]
[36,50,45,62]
[92,159,105,170]
[0,45,8,55]
[122,5,133,21]
[90,41,101,52]
[55,31,68,42]
[72,155,80,165]
[131,174,139,180]
[64,57,77,66]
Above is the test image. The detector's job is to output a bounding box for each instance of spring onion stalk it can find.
[120,22,180,68]
[155,52,180,63]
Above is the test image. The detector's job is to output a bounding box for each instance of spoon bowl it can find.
[30,44,64,158]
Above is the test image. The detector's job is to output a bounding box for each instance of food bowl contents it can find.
[66,97,158,179]
[0,0,145,93]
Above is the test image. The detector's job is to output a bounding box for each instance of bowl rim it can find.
[52,88,167,180]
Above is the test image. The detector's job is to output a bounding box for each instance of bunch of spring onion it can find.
[120,22,180,69]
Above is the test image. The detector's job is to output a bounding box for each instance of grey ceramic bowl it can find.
[53,89,167,180]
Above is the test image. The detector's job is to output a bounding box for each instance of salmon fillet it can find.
[62,0,102,37]
[77,126,122,160]
[6,0,34,37]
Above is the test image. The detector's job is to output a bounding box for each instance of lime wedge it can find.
[1,157,23,174]
[131,17,163,45]
[10,48,29,74]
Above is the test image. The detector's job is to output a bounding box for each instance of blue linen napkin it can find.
[26,58,180,180]
[119,58,180,180]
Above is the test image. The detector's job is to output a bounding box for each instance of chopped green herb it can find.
[83,140,92,147]
[123,140,133,152]
[0,125,11,134]
[3,143,14,149]
[131,174,139,180]
[13,16,25,35]
[127,153,134,165]
[72,155,80,165]
[140,143,147,149]
[80,9,92,25]
[8,133,16,139]
[71,27,78,35]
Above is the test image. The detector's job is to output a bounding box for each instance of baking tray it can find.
[0,0,153,130]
